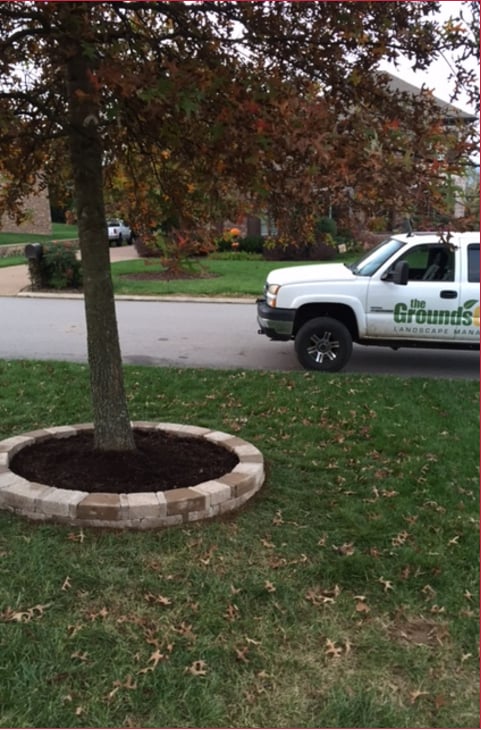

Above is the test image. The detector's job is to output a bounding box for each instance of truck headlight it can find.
[266,283,280,307]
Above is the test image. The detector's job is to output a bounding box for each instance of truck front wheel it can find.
[295,317,353,372]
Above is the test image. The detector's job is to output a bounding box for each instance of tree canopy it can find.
[0,1,478,450]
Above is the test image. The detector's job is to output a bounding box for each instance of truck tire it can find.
[295,317,352,372]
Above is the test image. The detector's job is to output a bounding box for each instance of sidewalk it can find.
[0,244,139,297]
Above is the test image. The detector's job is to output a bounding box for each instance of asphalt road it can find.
[0,296,478,378]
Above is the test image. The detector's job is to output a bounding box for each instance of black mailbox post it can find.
[24,243,43,261]
[24,243,44,290]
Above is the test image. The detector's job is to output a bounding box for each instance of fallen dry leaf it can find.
[391,530,409,547]
[223,603,240,621]
[199,545,217,565]
[1,602,52,623]
[67,623,83,638]
[409,689,429,704]
[173,621,196,641]
[378,577,394,592]
[144,592,172,606]
[264,580,276,593]
[421,584,436,600]
[149,649,167,668]
[355,600,370,614]
[107,674,137,700]
[332,542,355,556]
[235,646,250,663]
[67,529,85,543]
[86,607,108,621]
[71,651,89,662]
[185,659,208,676]
[325,639,342,659]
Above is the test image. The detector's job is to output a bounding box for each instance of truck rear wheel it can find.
[295,317,352,372]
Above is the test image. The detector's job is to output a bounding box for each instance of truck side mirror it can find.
[391,260,409,285]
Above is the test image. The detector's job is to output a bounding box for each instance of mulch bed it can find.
[10,429,239,494]
[120,270,216,281]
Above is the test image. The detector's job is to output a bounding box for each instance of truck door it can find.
[365,243,460,341]
[457,242,480,343]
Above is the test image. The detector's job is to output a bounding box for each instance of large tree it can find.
[0,1,477,451]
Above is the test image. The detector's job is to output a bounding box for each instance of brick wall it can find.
[0,186,52,236]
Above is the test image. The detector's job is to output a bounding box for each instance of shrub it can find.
[262,236,337,261]
[28,242,82,290]
[315,216,337,238]
[238,235,264,254]
[209,251,264,261]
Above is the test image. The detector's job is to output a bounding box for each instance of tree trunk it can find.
[66,47,136,452]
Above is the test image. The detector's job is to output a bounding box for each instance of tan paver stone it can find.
[234,444,264,459]
[37,488,88,518]
[205,430,236,444]
[194,480,232,506]
[123,492,165,520]
[165,488,206,515]
[0,480,52,510]
[0,436,32,455]
[44,426,78,438]
[77,493,121,521]
[0,472,30,490]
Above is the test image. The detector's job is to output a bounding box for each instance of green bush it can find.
[209,251,264,261]
[215,234,265,254]
[315,216,337,238]
[28,243,82,290]
[239,235,264,254]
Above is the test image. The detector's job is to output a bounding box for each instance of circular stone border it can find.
[0,422,265,530]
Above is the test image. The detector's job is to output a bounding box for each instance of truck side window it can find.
[396,245,455,282]
[467,245,480,282]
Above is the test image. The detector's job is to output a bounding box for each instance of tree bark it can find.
[66,47,136,452]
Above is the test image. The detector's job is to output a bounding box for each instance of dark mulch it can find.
[10,429,239,494]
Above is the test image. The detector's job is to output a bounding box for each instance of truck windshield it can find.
[348,237,406,276]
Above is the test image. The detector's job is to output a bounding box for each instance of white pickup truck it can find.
[107,218,133,246]
[257,231,480,371]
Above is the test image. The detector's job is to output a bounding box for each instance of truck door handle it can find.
[440,290,458,299]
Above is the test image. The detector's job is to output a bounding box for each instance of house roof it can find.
[385,72,477,123]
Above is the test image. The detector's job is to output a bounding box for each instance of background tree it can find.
[0,1,477,452]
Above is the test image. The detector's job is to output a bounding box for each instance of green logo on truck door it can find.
[394,299,479,327]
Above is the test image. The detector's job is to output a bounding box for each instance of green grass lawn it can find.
[0,360,478,728]
[0,222,78,247]
[111,257,332,297]
[0,255,25,267]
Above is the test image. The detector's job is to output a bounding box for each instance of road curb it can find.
[16,291,256,304]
